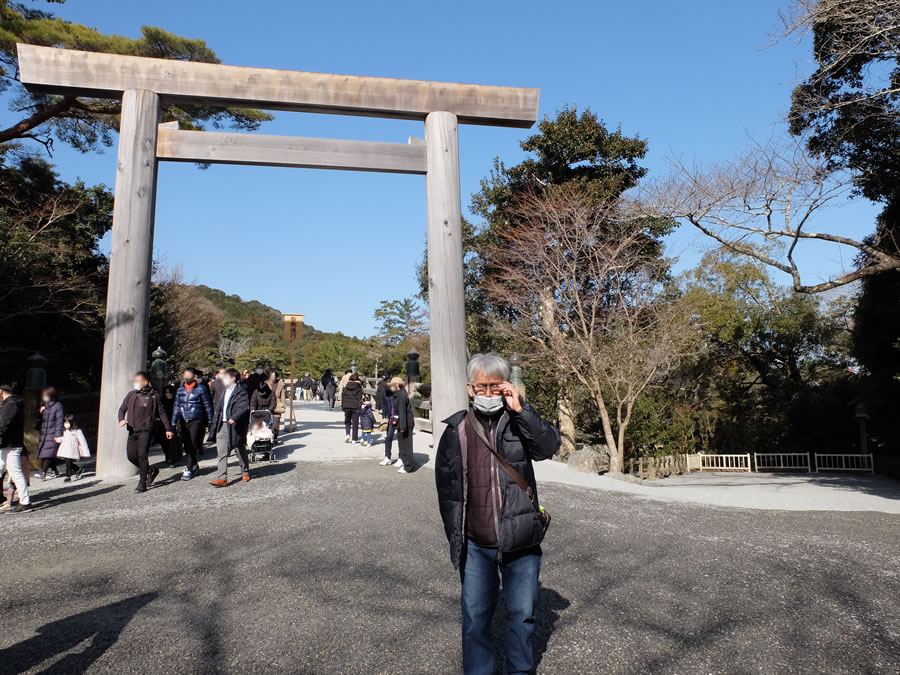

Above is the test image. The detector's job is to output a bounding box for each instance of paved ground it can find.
[1,402,898,673]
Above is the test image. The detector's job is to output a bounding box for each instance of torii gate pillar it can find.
[425,112,469,437]
[96,89,161,478]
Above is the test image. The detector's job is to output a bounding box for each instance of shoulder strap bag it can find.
[466,410,550,533]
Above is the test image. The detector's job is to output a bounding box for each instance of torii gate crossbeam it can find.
[16,44,539,478]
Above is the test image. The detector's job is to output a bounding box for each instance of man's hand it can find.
[228,418,235,425]
[498,382,523,412]
[119,419,127,427]
[165,431,173,439]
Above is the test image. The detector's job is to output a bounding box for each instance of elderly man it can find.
[435,353,560,675]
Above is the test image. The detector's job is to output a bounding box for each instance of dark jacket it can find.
[0,395,25,448]
[211,377,225,407]
[393,388,414,433]
[375,379,388,410]
[381,390,396,420]
[209,383,250,448]
[340,380,364,409]
[173,382,214,425]
[322,373,337,392]
[250,384,276,412]
[358,405,376,430]
[118,386,172,433]
[37,399,65,459]
[435,401,560,569]
[244,372,265,397]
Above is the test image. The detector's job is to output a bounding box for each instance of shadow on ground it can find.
[0,593,157,673]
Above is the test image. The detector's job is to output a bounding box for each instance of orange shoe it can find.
[241,473,251,482]
[209,479,228,488]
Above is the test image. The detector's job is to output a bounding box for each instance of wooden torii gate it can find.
[16,44,539,478]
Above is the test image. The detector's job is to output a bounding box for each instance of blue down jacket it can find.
[172,382,214,426]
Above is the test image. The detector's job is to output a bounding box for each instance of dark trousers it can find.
[325,390,335,408]
[126,429,153,486]
[64,458,80,478]
[397,428,414,470]
[460,540,542,675]
[180,419,205,469]
[41,458,59,475]
[383,423,395,459]
[343,408,359,440]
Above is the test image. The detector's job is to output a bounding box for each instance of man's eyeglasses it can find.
[470,382,503,395]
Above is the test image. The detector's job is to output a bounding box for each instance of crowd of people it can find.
[1,351,562,673]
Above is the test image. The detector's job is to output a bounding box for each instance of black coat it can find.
[118,387,172,433]
[37,400,65,459]
[0,395,24,448]
[435,401,560,570]
[250,385,276,412]
[340,380,364,409]
[393,388,414,433]
[209,383,250,448]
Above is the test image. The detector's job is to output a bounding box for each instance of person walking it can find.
[118,371,174,493]
[340,373,364,444]
[322,370,337,409]
[172,367,214,481]
[210,366,227,410]
[36,387,64,480]
[387,377,416,473]
[336,369,352,402]
[244,365,266,397]
[0,385,31,513]
[266,371,286,442]
[159,384,181,468]
[379,381,397,466]
[435,353,560,675]
[300,373,318,401]
[55,414,90,482]
[207,368,251,487]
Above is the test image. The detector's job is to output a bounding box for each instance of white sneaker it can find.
[379,457,392,466]
[393,458,403,466]
[360,440,369,447]
[397,466,409,474]
[344,435,351,444]
[352,440,360,444]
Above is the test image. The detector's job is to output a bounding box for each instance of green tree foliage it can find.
[0,0,272,153]
[786,0,900,451]
[636,249,857,456]
[373,298,427,346]
[0,152,112,387]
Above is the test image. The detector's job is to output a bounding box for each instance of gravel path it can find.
[0,404,897,673]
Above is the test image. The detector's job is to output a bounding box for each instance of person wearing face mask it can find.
[36,386,64,480]
[173,367,214,480]
[207,367,251,487]
[159,384,180,468]
[55,414,90,482]
[434,353,560,675]
[118,371,174,493]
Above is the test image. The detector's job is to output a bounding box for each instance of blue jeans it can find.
[460,540,541,675]
[361,430,372,444]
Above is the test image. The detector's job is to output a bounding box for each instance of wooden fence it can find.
[813,453,874,473]
[754,453,811,472]
[699,453,752,472]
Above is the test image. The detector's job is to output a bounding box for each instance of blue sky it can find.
[7,0,878,336]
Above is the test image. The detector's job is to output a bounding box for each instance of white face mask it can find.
[473,394,504,415]
[64,422,71,430]
[133,382,142,391]
[42,396,50,404]
[223,378,235,388]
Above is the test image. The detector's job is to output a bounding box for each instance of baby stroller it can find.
[248,410,276,463]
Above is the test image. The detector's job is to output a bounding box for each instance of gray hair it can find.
[466,353,511,383]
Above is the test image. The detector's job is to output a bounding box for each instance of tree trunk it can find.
[558,393,576,461]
